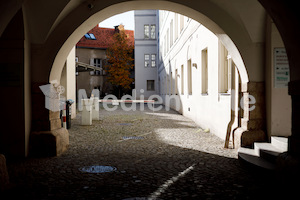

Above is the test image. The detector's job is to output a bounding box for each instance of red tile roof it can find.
[76,25,134,49]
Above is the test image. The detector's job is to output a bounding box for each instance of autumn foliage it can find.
[105,29,134,97]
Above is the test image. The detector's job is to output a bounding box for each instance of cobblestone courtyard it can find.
[4,106,282,199]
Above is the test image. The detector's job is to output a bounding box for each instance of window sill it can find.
[201,93,208,96]
[219,93,231,96]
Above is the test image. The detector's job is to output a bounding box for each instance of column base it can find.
[30,128,69,157]
[288,136,300,155]
[0,154,9,191]
[240,130,267,148]
[276,152,300,193]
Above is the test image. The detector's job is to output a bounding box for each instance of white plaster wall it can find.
[266,17,291,138]
[159,11,233,140]
[61,47,77,119]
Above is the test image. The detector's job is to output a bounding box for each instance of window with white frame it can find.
[175,13,179,41]
[218,42,231,93]
[164,35,167,57]
[181,65,184,95]
[170,20,173,47]
[202,48,208,94]
[175,69,178,95]
[170,72,173,95]
[144,25,150,39]
[188,59,192,95]
[165,75,168,95]
[90,58,104,76]
[151,54,156,67]
[93,58,102,68]
[180,15,184,32]
[167,28,170,53]
[150,25,156,39]
[144,54,150,67]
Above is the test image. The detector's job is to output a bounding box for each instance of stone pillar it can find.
[276,80,300,186]
[234,82,267,148]
[30,82,69,157]
[288,80,300,156]
[31,83,62,132]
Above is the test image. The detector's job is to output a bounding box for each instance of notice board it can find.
[274,48,289,88]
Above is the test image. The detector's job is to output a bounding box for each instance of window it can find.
[218,42,231,93]
[202,48,208,94]
[175,13,179,41]
[94,58,102,68]
[144,25,150,39]
[85,33,96,40]
[145,54,150,67]
[147,80,155,91]
[188,59,192,95]
[181,65,184,95]
[84,33,91,39]
[167,75,170,95]
[150,25,156,39]
[151,54,156,67]
[167,28,169,52]
[164,35,167,56]
[170,20,173,47]
[90,58,104,76]
[162,77,165,94]
[175,69,178,95]
[180,15,184,32]
[170,72,173,95]
[165,75,168,95]
[89,33,96,40]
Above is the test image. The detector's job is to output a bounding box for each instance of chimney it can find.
[114,24,125,33]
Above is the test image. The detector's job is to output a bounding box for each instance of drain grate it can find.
[79,165,117,173]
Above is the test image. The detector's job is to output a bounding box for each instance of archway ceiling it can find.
[21,0,266,45]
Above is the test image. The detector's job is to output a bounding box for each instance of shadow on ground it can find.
[3,106,289,199]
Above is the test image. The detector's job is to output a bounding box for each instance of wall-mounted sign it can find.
[274,48,289,88]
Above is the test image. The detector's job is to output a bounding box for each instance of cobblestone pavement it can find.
[4,106,283,199]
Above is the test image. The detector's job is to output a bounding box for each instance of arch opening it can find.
[49,1,249,85]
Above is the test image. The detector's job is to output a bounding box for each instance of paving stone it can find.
[4,106,285,199]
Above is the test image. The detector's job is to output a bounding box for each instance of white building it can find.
[134,10,159,99]
[158,10,240,142]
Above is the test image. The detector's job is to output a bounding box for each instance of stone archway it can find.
[49,1,250,85]
[41,0,265,156]
[1,0,299,158]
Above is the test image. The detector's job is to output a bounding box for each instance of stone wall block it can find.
[30,128,69,157]
[241,130,266,148]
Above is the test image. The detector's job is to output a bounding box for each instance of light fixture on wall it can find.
[88,4,94,10]
[192,63,197,68]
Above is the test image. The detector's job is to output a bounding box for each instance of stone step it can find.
[259,149,281,163]
[238,147,276,170]
[238,147,259,157]
[254,143,283,156]
[238,137,288,170]
[271,136,288,152]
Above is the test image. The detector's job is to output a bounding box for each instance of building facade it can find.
[76,25,134,97]
[134,10,159,99]
[158,10,241,142]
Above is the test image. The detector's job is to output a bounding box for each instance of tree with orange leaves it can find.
[105,29,134,98]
